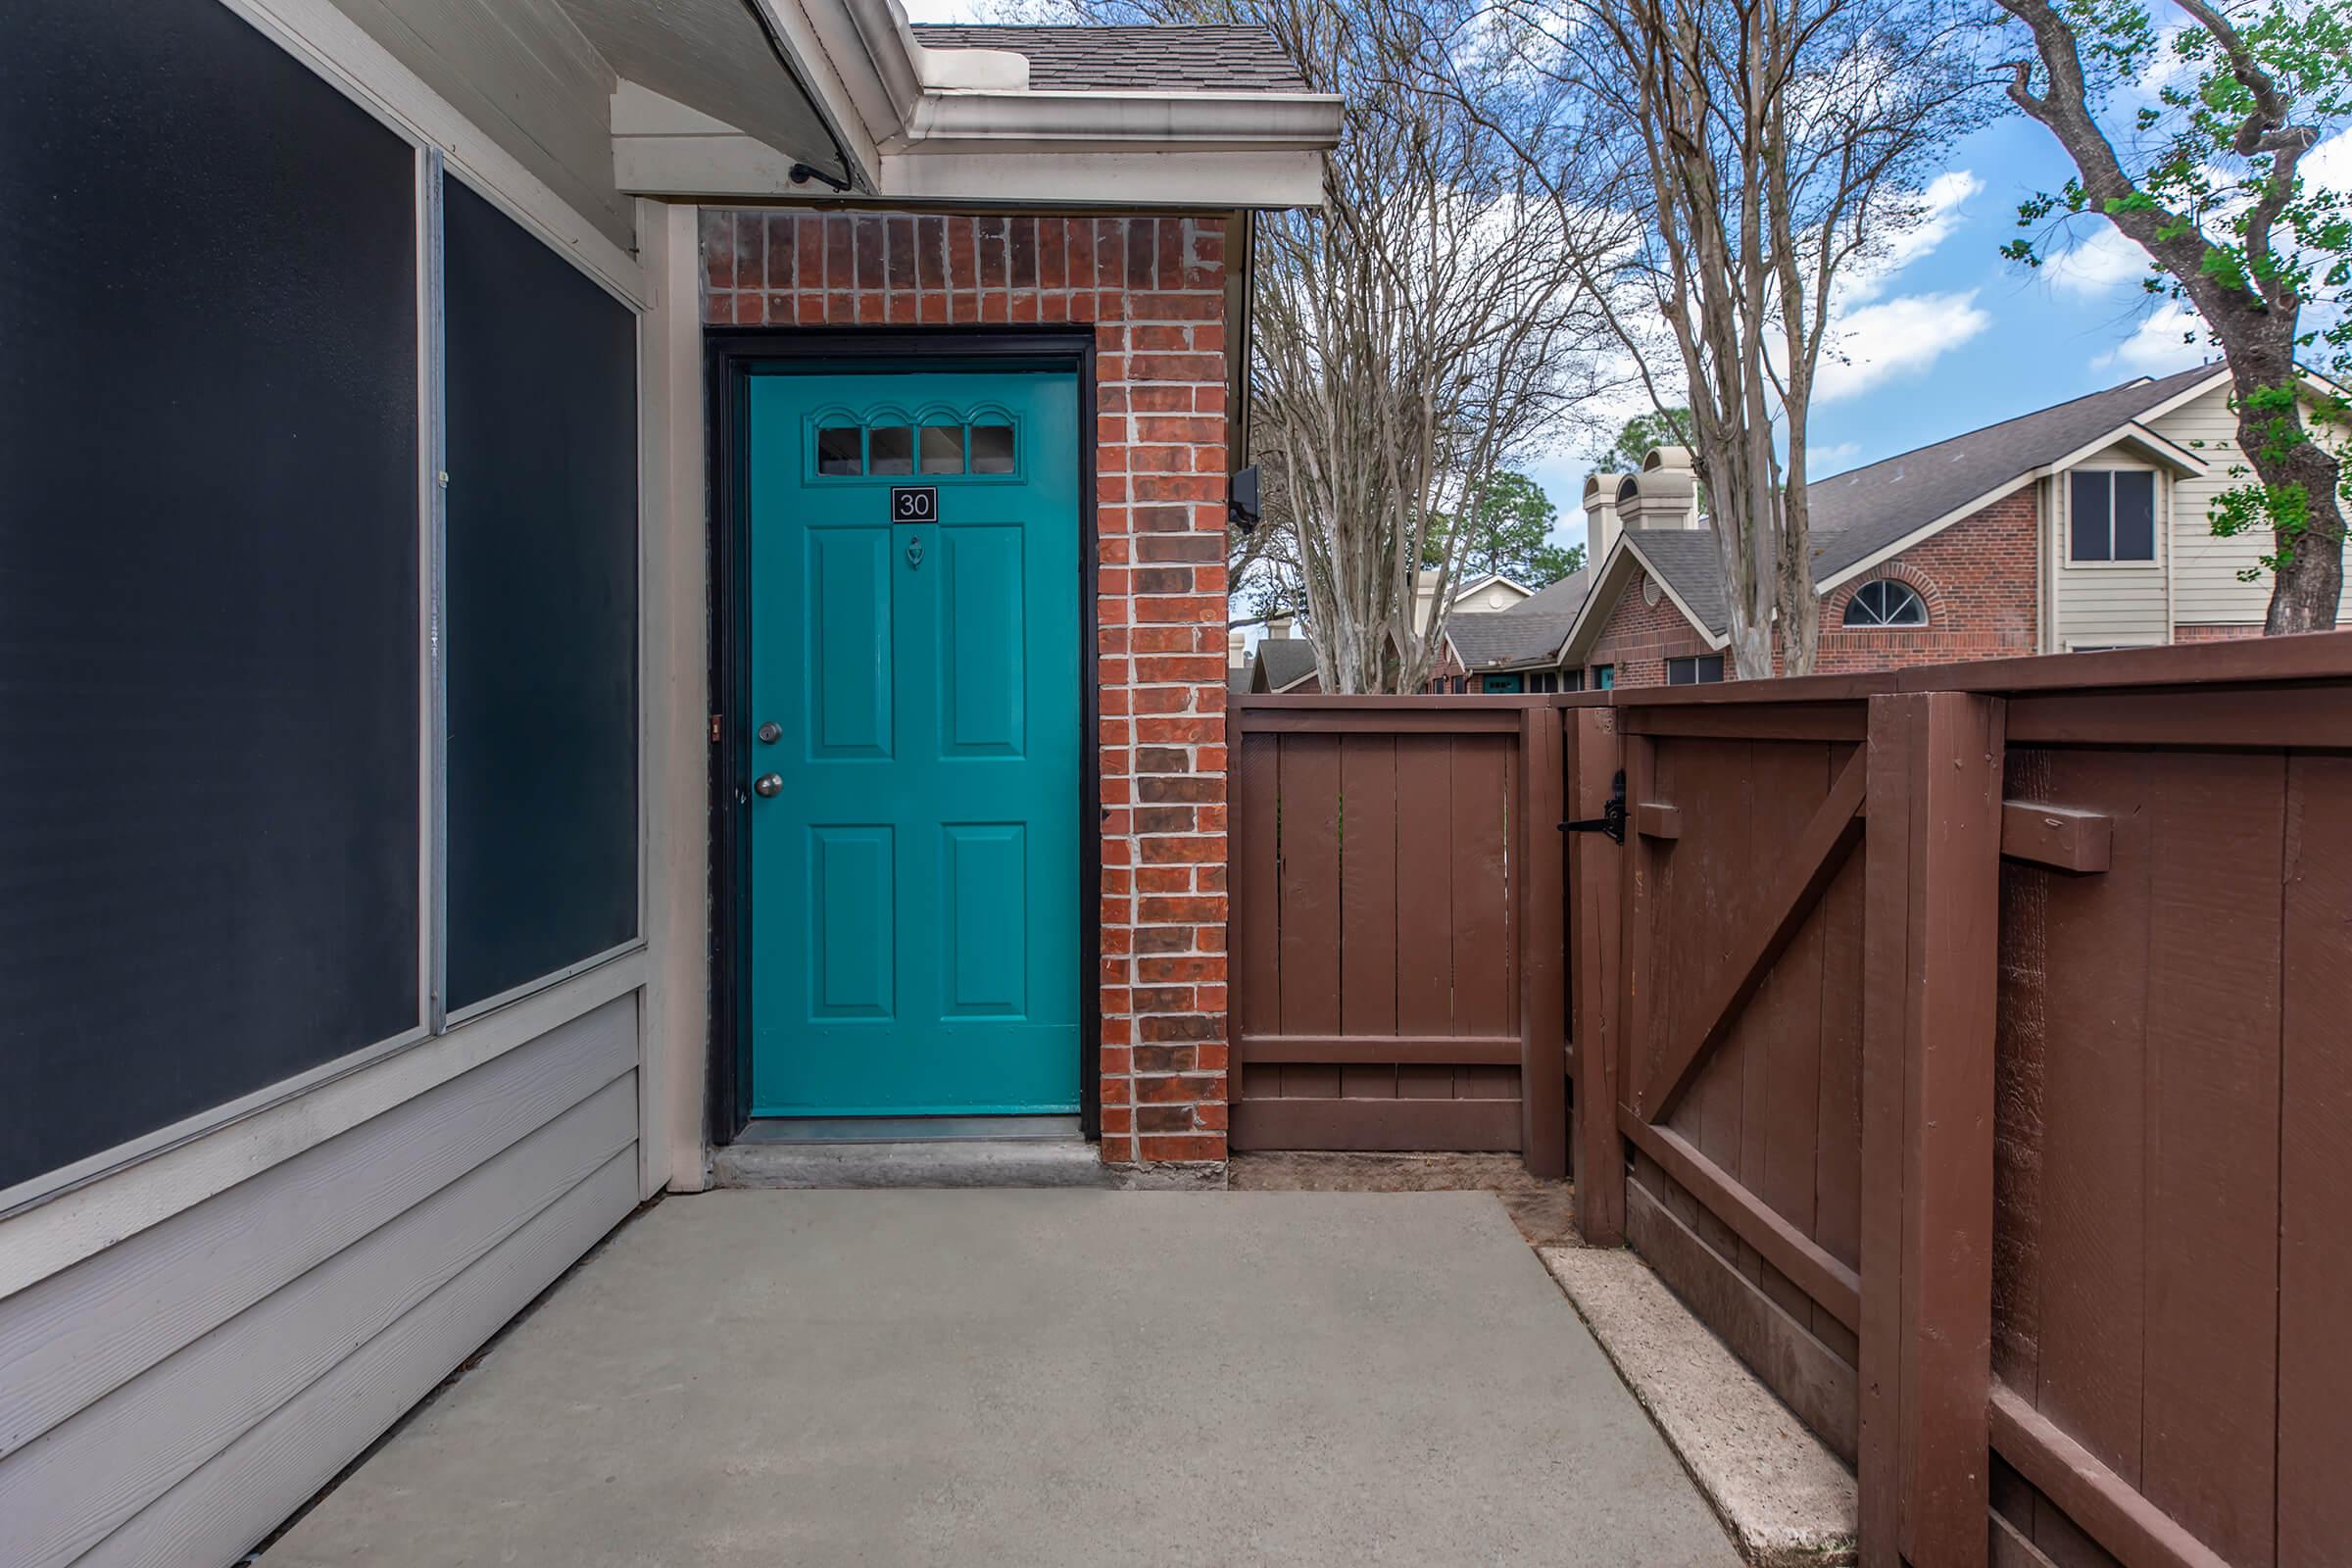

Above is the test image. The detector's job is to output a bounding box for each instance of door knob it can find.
[754,773,783,798]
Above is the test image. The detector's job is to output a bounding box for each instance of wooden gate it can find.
[1226,696,1569,1174]
[1570,640,2352,1568]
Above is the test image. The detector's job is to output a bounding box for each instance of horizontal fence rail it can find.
[1237,631,2352,1568]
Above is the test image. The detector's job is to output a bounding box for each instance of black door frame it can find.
[704,326,1102,1147]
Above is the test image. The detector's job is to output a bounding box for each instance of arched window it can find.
[1843,579,1927,627]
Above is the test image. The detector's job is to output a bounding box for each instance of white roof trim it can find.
[745,0,1340,202]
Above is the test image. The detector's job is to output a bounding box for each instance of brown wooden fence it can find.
[1226,696,1570,1174]
[1230,632,2352,1568]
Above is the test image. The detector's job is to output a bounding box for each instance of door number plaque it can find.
[891,486,937,523]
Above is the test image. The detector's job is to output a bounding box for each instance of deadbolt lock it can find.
[757,720,782,745]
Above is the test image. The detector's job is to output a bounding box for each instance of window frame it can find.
[0,31,652,1215]
[1665,654,1726,685]
[2067,466,2162,566]
[1841,578,1930,629]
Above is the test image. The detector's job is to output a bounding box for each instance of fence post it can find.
[1859,692,2004,1567]
[1519,703,1569,1179]
[1569,707,1625,1244]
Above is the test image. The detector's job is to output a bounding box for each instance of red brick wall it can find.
[1812,492,2038,673]
[2175,622,2262,642]
[1582,572,1721,688]
[702,210,1232,1167]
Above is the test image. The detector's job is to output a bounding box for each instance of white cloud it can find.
[1813,440,1862,466]
[2044,225,2149,299]
[1815,290,1994,402]
[2093,301,2211,374]
[1840,171,1984,307]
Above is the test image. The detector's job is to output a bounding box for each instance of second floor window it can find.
[2071,469,2157,563]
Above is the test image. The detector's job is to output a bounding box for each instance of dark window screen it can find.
[442,180,639,1010]
[0,0,421,1189]
[2072,470,2113,561]
[2112,471,2157,561]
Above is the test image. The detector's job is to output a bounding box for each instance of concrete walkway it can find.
[265,1191,1738,1567]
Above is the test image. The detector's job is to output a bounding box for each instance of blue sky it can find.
[1525,112,2262,561]
[906,0,2345,570]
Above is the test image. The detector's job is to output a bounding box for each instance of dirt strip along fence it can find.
[1232,630,2352,1568]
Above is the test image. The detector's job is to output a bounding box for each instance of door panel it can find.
[747,369,1081,1116]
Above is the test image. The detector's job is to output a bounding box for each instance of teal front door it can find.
[745,368,1081,1116]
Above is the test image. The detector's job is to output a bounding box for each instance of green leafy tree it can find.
[1426,471,1588,586]
[1996,0,2352,631]
[1592,408,1696,473]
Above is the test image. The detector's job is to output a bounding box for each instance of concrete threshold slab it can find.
[711,1137,1110,1190]
[1539,1244,1858,1567]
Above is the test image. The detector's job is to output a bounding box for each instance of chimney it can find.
[1636,446,1700,529]
[1582,472,1623,565]
[1228,627,1249,668]
[1267,614,1295,641]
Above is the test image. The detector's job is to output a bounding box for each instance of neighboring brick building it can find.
[1546,364,2341,687]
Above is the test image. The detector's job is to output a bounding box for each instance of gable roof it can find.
[909,24,1309,94]
[1442,568,1592,669]
[1569,365,2234,650]
[1805,363,2221,583]
[1446,611,1575,669]
[1251,636,1319,692]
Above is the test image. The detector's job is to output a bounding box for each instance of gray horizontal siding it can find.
[0,996,639,1568]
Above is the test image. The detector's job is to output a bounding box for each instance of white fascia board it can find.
[878,148,1327,209]
[893,89,1344,152]
[617,126,1327,208]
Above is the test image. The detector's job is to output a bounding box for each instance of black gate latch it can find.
[1560,769,1626,844]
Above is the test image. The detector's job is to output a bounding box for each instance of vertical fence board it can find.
[2278,753,2352,1566]
[1274,735,1344,1098]
[1520,708,1567,1177]
[1812,848,1866,1337]
[2141,753,2283,1568]
[1619,733,1659,1122]
[1572,709,1626,1244]
[1750,742,1831,1323]
[1394,737,1456,1042]
[1449,736,1514,1049]
[1231,732,1281,1051]
[1338,736,1400,1100]
[1862,692,2001,1568]
[2023,748,2151,1506]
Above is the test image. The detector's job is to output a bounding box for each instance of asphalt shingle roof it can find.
[1251,637,1319,691]
[1620,530,1732,636]
[1805,363,2218,580]
[1511,568,1592,619]
[1448,611,1573,668]
[909,24,1309,93]
[1611,365,2226,636]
